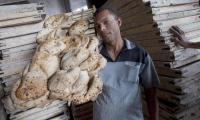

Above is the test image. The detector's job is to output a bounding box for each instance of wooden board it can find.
[10,101,66,120]
[0,34,37,50]
[153,8,200,21]
[157,15,200,28]
[0,15,43,28]
[0,60,30,71]
[0,21,43,39]
[121,23,157,34]
[0,10,45,21]
[0,50,35,67]
[154,54,200,68]
[149,0,199,7]
[0,43,36,55]
[152,2,199,14]
[159,21,200,32]
[157,60,200,77]
[158,88,200,105]
[0,3,43,15]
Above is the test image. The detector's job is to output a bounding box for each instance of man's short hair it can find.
[94,6,119,19]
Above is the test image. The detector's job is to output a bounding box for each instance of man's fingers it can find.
[169,27,183,39]
[173,37,186,47]
[171,26,183,34]
[172,26,185,34]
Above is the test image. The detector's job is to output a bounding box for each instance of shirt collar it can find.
[99,38,135,59]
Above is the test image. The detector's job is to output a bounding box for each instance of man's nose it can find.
[99,24,106,32]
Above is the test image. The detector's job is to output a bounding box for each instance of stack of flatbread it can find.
[6,14,106,111]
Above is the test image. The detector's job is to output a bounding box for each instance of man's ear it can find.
[117,17,122,27]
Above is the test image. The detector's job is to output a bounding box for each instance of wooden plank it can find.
[152,2,199,14]
[149,0,199,7]
[159,21,200,32]
[0,33,37,50]
[10,101,66,120]
[0,60,30,71]
[121,23,157,34]
[154,54,200,68]
[0,15,43,28]
[159,104,200,120]
[151,52,175,61]
[121,6,151,21]
[160,28,200,40]
[0,21,43,39]
[125,32,163,41]
[118,0,140,14]
[136,38,173,47]
[0,43,37,55]
[158,88,200,105]
[157,15,200,28]
[144,45,177,54]
[0,10,45,21]
[0,64,25,78]
[0,58,31,68]
[21,107,65,120]
[157,61,200,77]
[159,76,200,94]
[0,0,28,5]
[159,73,200,87]
[122,29,159,37]
[0,52,33,64]
[152,47,200,61]
[122,13,154,29]
[49,114,69,120]
[112,0,133,10]
[0,3,43,13]
[153,8,200,21]
[1,74,21,84]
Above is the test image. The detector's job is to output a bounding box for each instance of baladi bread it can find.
[61,48,90,70]
[48,67,81,99]
[87,36,99,52]
[30,52,60,78]
[62,35,90,54]
[44,14,69,28]
[38,39,66,55]
[68,19,89,36]
[36,28,54,44]
[11,79,50,110]
[15,66,48,100]
[65,75,103,105]
[80,53,107,76]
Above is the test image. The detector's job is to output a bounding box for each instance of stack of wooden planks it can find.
[103,0,200,120]
[0,3,70,120]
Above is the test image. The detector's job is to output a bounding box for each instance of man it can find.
[93,7,160,120]
[170,26,200,49]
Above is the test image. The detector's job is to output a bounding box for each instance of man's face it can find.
[95,10,122,44]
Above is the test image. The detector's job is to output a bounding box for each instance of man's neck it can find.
[105,37,124,61]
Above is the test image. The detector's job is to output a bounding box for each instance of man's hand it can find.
[145,87,159,120]
[169,26,190,48]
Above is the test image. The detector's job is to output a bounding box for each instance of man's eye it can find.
[104,21,109,24]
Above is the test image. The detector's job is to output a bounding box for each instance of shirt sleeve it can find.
[139,54,160,89]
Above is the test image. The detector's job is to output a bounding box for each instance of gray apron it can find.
[93,62,144,120]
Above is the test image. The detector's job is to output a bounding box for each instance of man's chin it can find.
[103,38,113,44]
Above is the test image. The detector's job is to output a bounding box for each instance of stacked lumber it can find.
[0,3,71,120]
[104,0,200,120]
[0,3,45,95]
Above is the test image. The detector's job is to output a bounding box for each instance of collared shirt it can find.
[93,39,160,120]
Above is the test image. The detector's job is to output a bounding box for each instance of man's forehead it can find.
[95,10,115,23]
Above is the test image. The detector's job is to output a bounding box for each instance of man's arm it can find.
[169,26,200,49]
[144,87,159,120]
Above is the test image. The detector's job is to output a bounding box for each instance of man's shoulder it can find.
[125,39,148,56]
[123,38,149,63]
